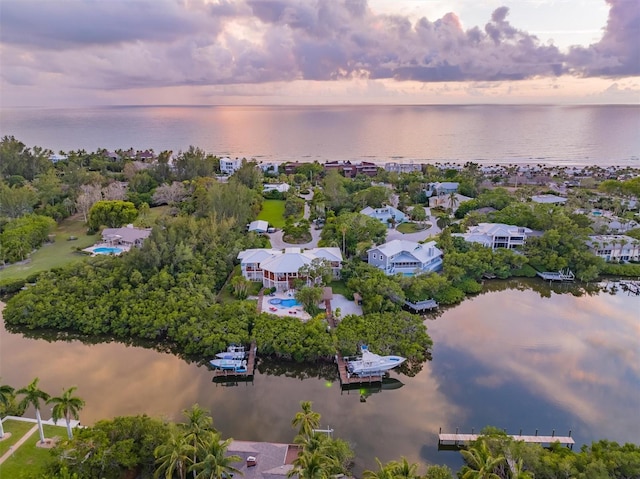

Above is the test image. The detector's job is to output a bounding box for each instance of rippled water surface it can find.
[2,105,639,166]
[1,280,638,472]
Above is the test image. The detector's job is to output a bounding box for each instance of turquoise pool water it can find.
[94,247,123,255]
[269,298,300,308]
[592,211,602,216]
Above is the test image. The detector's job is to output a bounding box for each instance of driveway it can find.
[267,199,322,249]
[386,217,441,242]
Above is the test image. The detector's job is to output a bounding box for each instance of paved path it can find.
[0,424,38,465]
[267,197,322,250]
[386,217,441,242]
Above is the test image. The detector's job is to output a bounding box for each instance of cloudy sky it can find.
[1,0,639,106]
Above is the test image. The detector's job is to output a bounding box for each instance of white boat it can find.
[209,358,248,372]
[215,345,247,360]
[346,345,406,377]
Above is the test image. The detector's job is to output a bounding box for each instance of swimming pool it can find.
[269,298,300,308]
[93,247,124,255]
[592,211,603,216]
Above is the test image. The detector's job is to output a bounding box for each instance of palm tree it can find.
[391,457,421,478]
[47,386,85,440]
[190,432,242,479]
[460,440,505,479]
[288,448,337,479]
[363,458,399,479]
[0,380,15,438]
[181,404,214,479]
[155,429,195,479]
[448,191,459,211]
[17,378,50,445]
[291,401,321,438]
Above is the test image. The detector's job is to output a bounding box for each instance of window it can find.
[372,253,377,259]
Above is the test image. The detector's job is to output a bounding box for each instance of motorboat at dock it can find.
[209,358,248,372]
[346,345,406,377]
[215,345,247,360]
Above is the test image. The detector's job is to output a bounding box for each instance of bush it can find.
[601,263,640,277]
[511,264,538,277]
[455,278,482,294]
[0,278,27,296]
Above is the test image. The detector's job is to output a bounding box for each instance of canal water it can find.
[1,279,638,473]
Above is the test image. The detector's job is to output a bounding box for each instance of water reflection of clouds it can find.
[428,289,640,444]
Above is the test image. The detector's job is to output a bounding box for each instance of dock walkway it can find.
[335,353,383,387]
[438,430,574,449]
[536,269,575,282]
[212,341,257,379]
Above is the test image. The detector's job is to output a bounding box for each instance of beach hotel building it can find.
[237,247,343,291]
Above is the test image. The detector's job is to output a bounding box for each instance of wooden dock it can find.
[536,269,575,282]
[212,341,257,379]
[403,298,438,312]
[335,353,383,386]
[438,429,575,449]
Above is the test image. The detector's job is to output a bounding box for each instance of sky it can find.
[0,0,639,106]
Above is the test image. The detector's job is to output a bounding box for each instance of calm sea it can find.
[1,104,639,166]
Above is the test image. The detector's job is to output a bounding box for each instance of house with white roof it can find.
[531,194,568,204]
[454,223,532,250]
[248,220,269,234]
[586,235,640,262]
[238,247,343,291]
[49,154,68,163]
[360,205,406,227]
[220,157,243,175]
[367,239,443,276]
[263,183,291,194]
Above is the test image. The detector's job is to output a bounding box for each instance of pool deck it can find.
[261,292,311,320]
[83,243,131,256]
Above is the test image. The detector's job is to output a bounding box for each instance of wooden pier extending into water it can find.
[438,428,575,450]
[335,353,383,387]
[536,269,575,282]
[211,341,257,379]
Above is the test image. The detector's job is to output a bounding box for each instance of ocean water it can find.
[1,104,639,166]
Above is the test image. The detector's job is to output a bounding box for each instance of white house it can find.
[586,235,640,262]
[220,157,243,175]
[263,183,291,194]
[248,220,269,234]
[455,223,532,250]
[384,162,422,173]
[237,247,343,291]
[49,154,68,163]
[531,194,568,204]
[360,205,406,227]
[367,239,443,276]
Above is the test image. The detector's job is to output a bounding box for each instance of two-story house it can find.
[367,239,443,276]
[454,223,532,250]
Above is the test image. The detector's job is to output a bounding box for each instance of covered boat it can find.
[209,358,248,372]
[346,345,406,377]
[215,345,247,360]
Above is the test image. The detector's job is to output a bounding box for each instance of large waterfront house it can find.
[238,247,343,291]
[367,239,443,276]
[586,234,640,262]
[101,224,151,248]
[454,223,532,250]
[360,205,406,227]
[220,157,243,175]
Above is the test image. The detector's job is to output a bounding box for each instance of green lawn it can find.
[0,420,36,457]
[0,206,172,282]
[329,280,353,299]
[0,424,67,478]
[257,200,286,228]
[396,222,428,234]
[0,215,97,281]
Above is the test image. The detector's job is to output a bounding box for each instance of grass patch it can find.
[217,266,262,305]
[257,200,286,228]
[0,424,67,478]
[0,420,36,457]
[396,222,427,234]
[0,215,97,281]
[329,280,352,299]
